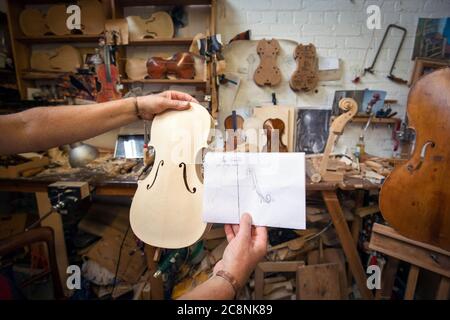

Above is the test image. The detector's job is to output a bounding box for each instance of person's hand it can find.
[213,213,267,288]
[136,90,199,120]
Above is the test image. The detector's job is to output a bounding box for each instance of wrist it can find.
[213,271,238,299]
[132,97,143,120]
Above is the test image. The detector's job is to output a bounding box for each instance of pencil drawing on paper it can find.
[247,166,272,204]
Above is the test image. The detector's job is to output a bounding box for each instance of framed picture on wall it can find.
[410,58,450,86]
[295,109,331,154]
[412,18,450,61]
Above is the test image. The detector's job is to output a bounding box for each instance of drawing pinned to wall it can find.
[412,18,450,61]
[295,109,331,154]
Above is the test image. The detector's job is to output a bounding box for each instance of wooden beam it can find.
[404,265,419,300]
[369,223,450,278]
[35,192,69,296]
[322,190,373,299]
[436,277,450,300]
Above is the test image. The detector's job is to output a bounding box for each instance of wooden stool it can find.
[369,223,450,300]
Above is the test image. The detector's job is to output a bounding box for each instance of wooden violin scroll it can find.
[290,44,319,92]
[254,39,282,87]
[380,68,450,251]
[317,98,358,181]
[130,103,212,249]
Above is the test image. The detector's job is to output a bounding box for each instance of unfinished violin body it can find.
[126,12,174,40]
[130,103,212,249]
[380,68,450,251]
[146,52,195,80]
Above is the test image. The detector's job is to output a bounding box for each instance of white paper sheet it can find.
[202,152,306,230]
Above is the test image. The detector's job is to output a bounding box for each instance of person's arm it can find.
[0,91,197,155]
[179,213,267,300]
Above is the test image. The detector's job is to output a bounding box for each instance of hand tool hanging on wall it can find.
[364,24,408,85]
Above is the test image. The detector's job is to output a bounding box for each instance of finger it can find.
[166,91,199,103]
[232,224,240,235]
[253,226,268,251]
[237,213,252,241]
[161,98,191,111]
[224,224,235,242]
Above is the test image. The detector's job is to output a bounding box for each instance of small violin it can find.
[96,39,121,103]
[146,52,195,80]
[224,111,245,151]
[130,103,213,249]
[262,118,288,153]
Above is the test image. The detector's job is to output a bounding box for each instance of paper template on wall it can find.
[202,152,306,230]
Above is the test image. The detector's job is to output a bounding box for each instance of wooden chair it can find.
[0,227,65,299]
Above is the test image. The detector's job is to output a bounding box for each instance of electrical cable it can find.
[111,224,131,298]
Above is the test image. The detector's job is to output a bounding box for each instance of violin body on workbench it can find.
[380,68,450,251]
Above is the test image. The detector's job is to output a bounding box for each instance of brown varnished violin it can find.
[380,68,450,251]
[130,103,213,248]
[146,52,195,80]
[262,118,288,153]
[224,111,245,151]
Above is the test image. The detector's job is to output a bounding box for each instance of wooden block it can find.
[355,205,380,218]
[254,261,305,300]
[307,248,348,299]
[0,157,49,178]
[296,263,341,300]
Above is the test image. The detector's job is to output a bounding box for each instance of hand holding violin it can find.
[135,90,199,120]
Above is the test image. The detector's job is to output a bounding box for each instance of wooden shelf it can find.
[331,115,400,125]
[117,0,212,6]
[21,71,65,80]
[128,38,194,46]
[0,69,14,74]
[121,78,207,86]
[16,35,100,44]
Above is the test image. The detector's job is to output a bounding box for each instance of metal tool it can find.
[364,24,408,85]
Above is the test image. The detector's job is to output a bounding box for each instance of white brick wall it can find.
[217,0,447,157]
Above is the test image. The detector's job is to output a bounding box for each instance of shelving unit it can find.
[121,78,207,86]
[128,38,194,46]
[6,0,217,112]
[15,35,101,44]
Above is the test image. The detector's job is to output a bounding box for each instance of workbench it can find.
[0,168,378,299]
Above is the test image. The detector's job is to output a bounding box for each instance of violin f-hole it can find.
[146,160,164,190]
[407,141,435,173]
[179,163,197,194]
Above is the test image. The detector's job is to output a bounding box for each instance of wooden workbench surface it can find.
[0,166,380,197]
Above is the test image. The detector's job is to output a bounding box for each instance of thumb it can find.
[162,98,191,111]
[237,213,252,241]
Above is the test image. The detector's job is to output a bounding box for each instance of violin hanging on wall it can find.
[129,103,213,249]
[96,37,121,103]
[380,68,450,251]
[146,52,196,80]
